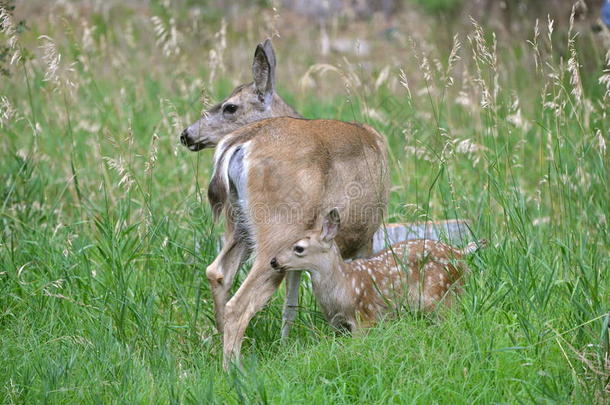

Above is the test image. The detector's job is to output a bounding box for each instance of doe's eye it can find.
[293,245,305,255]
[223,104,238,114]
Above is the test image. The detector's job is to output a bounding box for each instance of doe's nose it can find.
[270,258,278,269]
[180,128,189,146]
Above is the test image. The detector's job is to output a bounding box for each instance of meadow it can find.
[0,1,608,403]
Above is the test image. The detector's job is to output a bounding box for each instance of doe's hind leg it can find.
[206,232,249,334]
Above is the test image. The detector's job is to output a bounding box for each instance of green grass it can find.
[1,2,609,403]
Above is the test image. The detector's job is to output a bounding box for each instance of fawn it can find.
[271,209,485,333]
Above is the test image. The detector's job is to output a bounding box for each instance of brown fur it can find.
[212,117,388,258]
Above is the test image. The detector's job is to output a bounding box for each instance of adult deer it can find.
[181,39,306,342]
[180,39,389,367]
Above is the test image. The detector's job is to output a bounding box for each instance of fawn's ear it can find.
[252,39,276,106]
[321,208,341,242]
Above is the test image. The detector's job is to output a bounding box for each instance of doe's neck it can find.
[271,93,302,118]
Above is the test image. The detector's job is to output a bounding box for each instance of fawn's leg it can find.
[281,270,302,341]
[205,232,249,334]
[223,258,284,369]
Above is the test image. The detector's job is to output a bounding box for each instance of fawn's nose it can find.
[180,128,189,146]
[270,258,278,269]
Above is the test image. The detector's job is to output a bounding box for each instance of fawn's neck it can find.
[309,245,389,320]
[309,245,358,313]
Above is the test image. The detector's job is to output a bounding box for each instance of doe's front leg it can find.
[222,258,284,370]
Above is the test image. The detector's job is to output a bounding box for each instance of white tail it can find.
[272,209,485,333]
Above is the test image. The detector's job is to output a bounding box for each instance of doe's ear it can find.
[252,39,276,105]
[321,208,341,242]
[262,39,276,69]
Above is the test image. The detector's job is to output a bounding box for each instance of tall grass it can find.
[1,2,608,403]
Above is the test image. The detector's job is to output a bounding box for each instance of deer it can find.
[180,39,389,368]
[270,209,486,333]
[179,39,474,365]
[180,39,307,343]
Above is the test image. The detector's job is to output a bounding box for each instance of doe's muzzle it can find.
[180,128,189,146]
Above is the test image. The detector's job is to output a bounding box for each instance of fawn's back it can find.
[346,239,473,322]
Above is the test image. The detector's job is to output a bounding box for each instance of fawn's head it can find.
[180,39,298,151]
[271,208,341,274]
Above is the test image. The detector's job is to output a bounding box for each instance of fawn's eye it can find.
[223,104,238,114]
[293,245,305,255]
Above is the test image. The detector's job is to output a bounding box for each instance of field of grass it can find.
[1,1,608,403]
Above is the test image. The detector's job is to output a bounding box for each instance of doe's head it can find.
[270,208,341,273]
[180,39,279,151]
